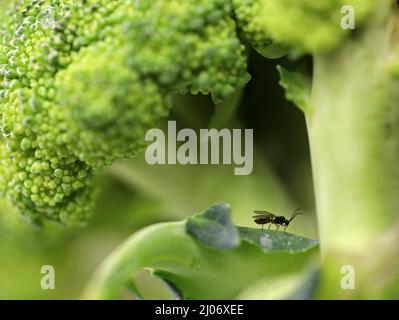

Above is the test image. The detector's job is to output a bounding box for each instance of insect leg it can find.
[276,225,280,231]
[268,224,271,230]
[261,224,264,230]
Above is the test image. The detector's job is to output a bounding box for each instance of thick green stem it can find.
[308,3,399,297]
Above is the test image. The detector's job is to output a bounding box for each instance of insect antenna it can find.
[288,208,303,223]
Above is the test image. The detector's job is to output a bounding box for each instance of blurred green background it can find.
[0,47,317,299]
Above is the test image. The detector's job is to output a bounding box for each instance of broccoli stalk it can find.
[308,3,399,298]
[269,0,399,297]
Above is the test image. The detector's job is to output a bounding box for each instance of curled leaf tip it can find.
[186,203,240,249]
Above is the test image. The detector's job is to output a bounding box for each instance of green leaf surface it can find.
[277,66,312,114]
[238,227,318,253]
[83,204,319,299]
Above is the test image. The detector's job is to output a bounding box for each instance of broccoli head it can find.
[0,0,250,225]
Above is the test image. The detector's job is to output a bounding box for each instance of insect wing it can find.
[253,210,276,215]
[252,210,275,219]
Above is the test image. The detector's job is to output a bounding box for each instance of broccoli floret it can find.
[233,0,375,53]
[54,39,171,171]
[0,0,251,225]
[125,0,250,103]
[232,0,287,58]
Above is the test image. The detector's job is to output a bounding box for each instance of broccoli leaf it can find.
[186,203,240,249]
[83,204,319,299]
[277,66,312,114]
[238,227,318,253]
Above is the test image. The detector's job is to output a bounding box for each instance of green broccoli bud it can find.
[126,0,251,103]
[55,39,172,171]
[0,0,125,225]
[232,0,288,58]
